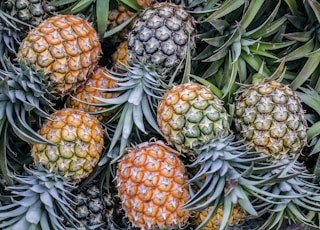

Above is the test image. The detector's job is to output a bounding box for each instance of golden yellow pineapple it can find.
[31,108,104,183]
[116,141,190,229]
[65,67,120,121]
[192,203,246,229]
[18,15,102,97]
[112,40,130,68]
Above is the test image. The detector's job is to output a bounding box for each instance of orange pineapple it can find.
[116,141,190,229]
[65,67,120,121]
[18,15,102,97]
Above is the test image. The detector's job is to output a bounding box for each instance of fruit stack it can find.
[1,0,320,230]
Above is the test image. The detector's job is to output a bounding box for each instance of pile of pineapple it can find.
[1,0,320,229]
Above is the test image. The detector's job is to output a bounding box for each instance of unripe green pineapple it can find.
[234,80,308,159]
[157,82,230,154]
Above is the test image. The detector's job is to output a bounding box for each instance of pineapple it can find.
[112,40,130,68]
[18,14,102,97]
[0,164,81,229]
[192,203,246,230]
[157,81,299,229]
[1,0,57,31]
[116,140,190,229]
[65,66,120,121]
[127,2,196,75]
[157,82,230,154]
[69,181,109,229]
[234,80,308,160]
[31,108,104,183]
[107,5,136,43]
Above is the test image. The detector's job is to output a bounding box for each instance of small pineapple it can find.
[18,14,102,97]
[65,66,120,121]
[31,108,104,183]
[157,82,230,154]
[116,141,190,229]
[234,80,308,159]
[127,2,196,75]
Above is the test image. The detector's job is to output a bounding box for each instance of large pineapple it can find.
[234,80,308,159]
[18,14,102,97]
[127,2,196,75]
[116,140,190,229]
[157,82,230,154]
[31,108,104,183]
[65,66,120,121]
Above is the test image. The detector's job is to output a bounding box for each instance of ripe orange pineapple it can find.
[31,108,104,183]
[66,67,120,121]
[116,141,190,229]
[18,15,102,97]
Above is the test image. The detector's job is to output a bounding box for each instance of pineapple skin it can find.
[127,2,196,75]
[235,81,308,159]
[192,203,246,230]
[18,14,102,97]
[116,141,190,230]
[66,67,120,121]
[31,108,104,183]
[157,82,230,154]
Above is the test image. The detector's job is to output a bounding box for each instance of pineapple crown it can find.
[96,63,167,163]
[0,57,57,184]
[0,10,22,67]
[0,164,82,230]
[250,157,320,229]
[183,134,300,230]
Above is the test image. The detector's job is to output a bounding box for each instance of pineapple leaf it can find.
[307,121,320,141]
[219,197,232,230]
[290,49,320,90]
[278,36,315,62]
[205,0,245,22]
[238,0,265,30]
[96,0,109,39]
[190,74,223,98]
[307,0,320,23]
[26,200,42,224]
